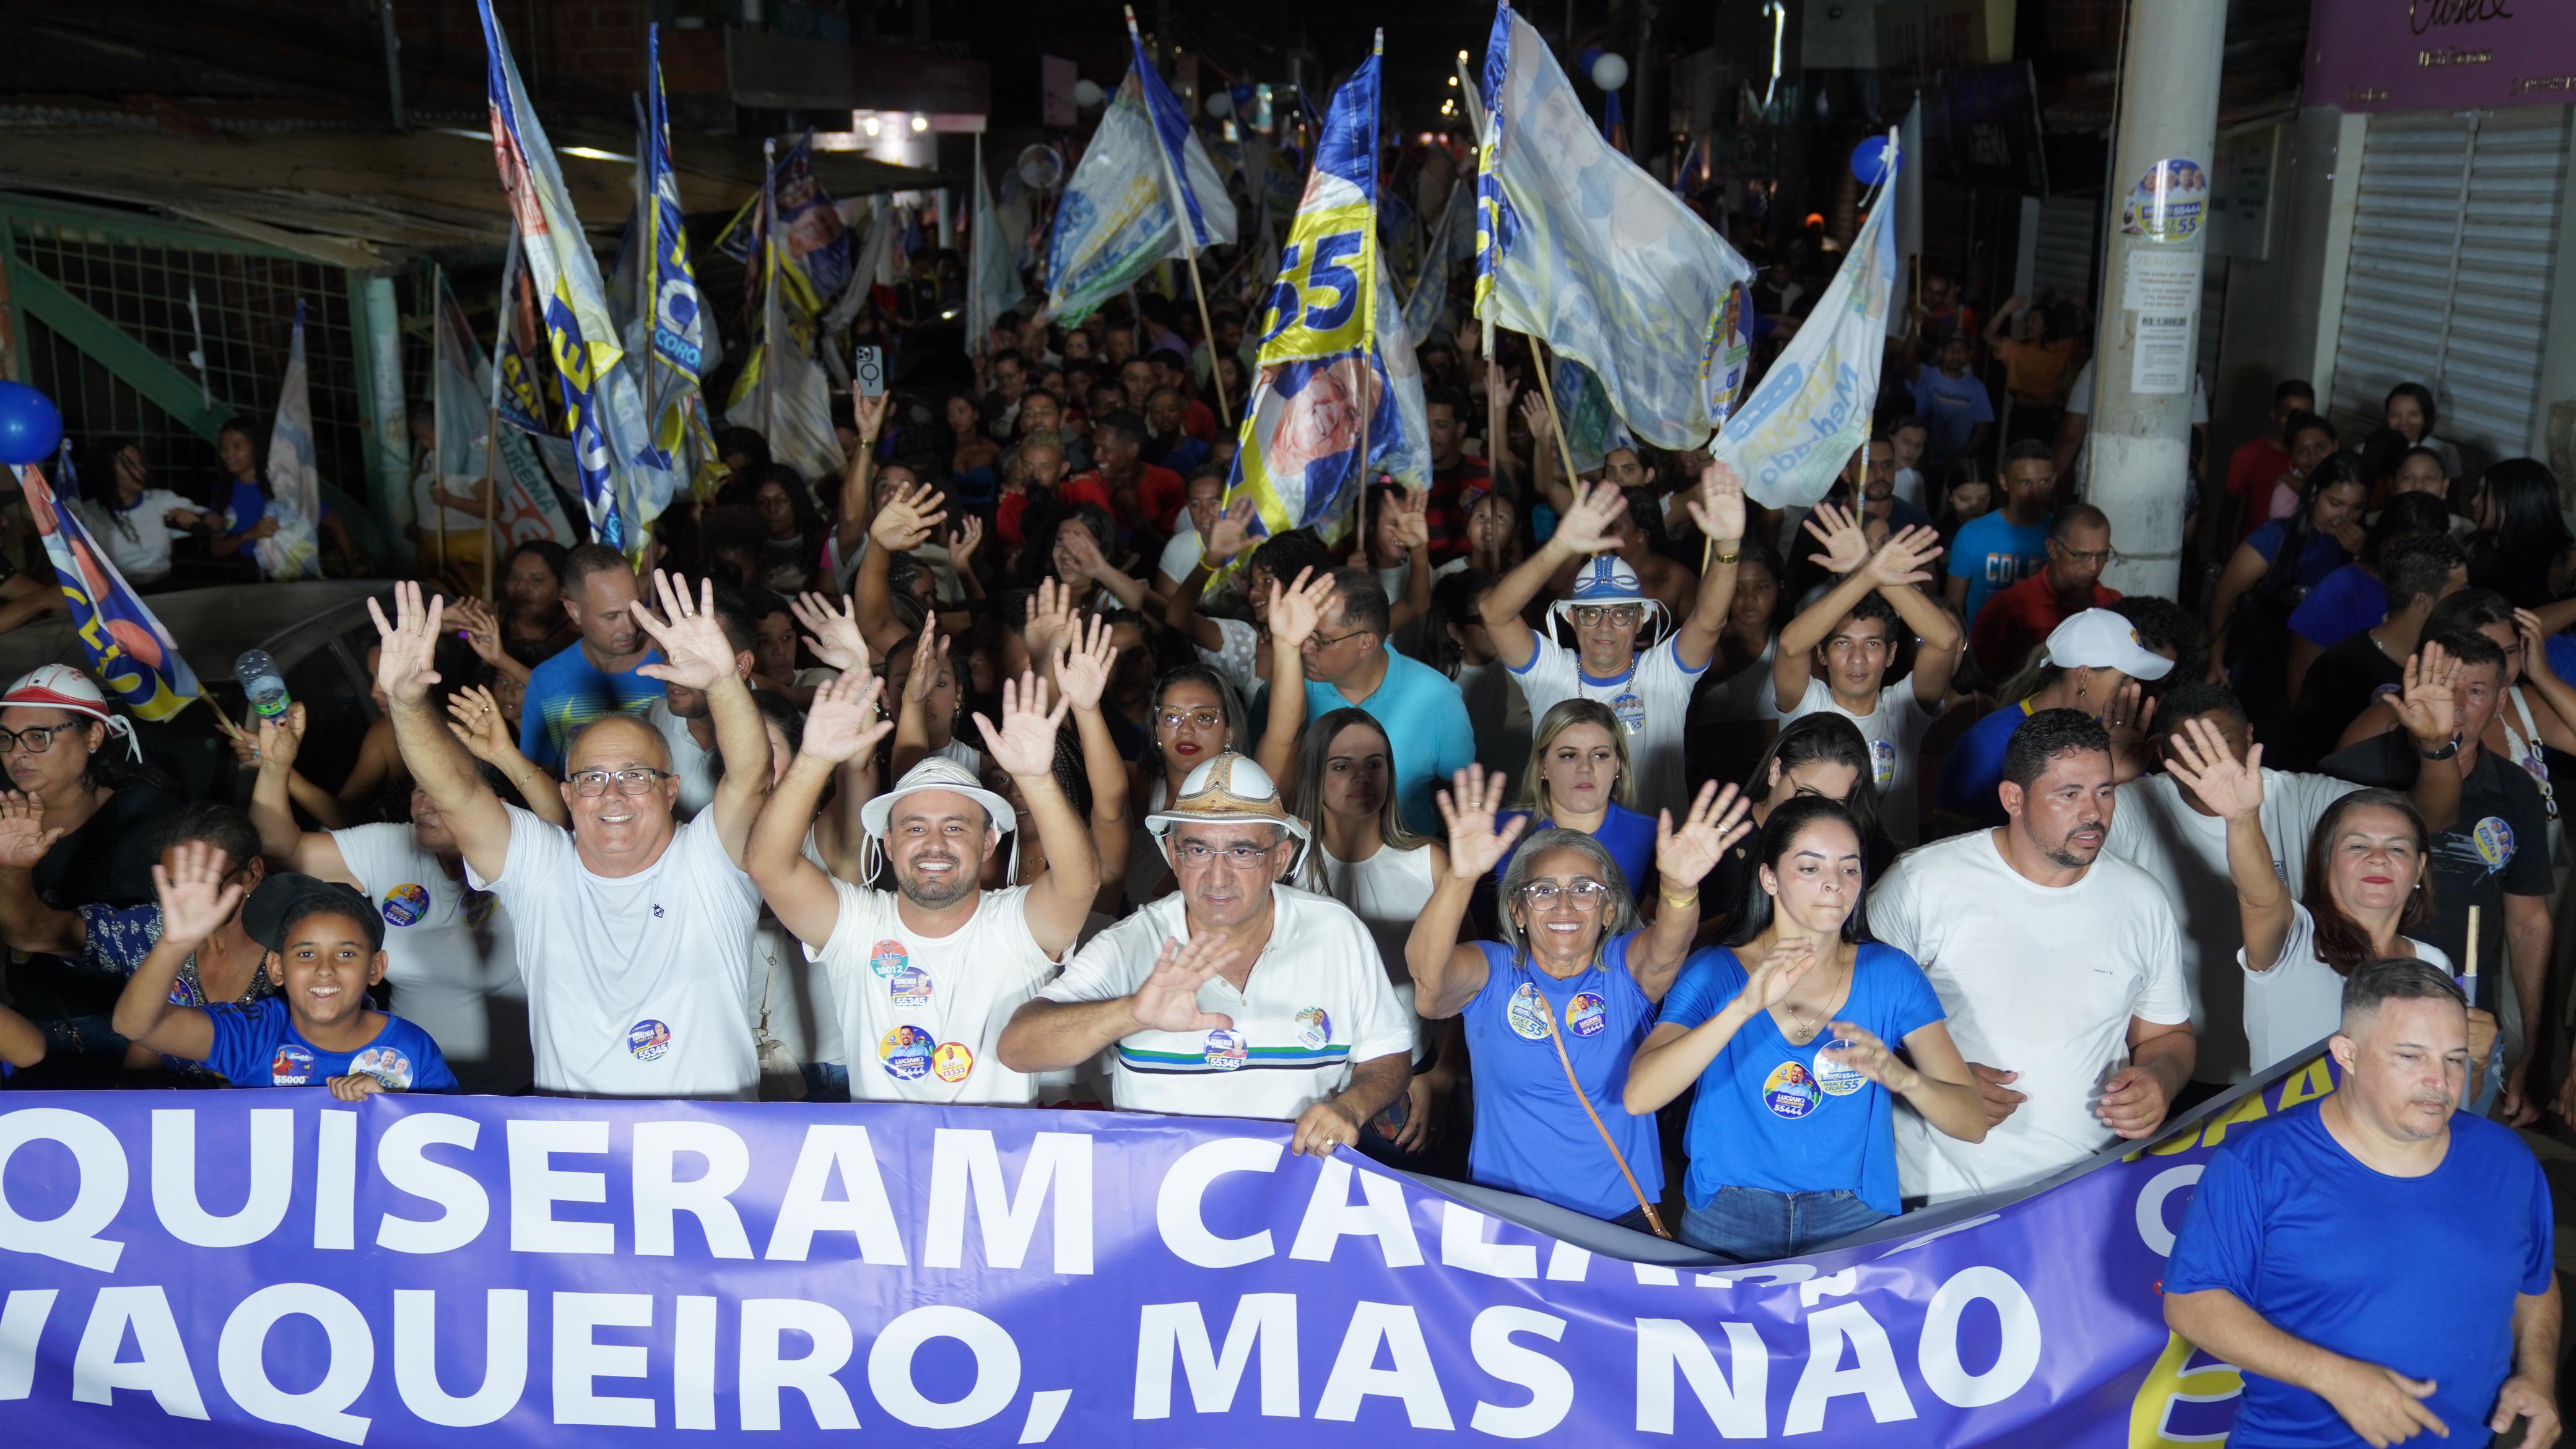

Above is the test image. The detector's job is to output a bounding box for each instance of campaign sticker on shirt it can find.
[1506,983,1552,1040]
[880,1025,935,1081]
[1565,992,1608,1038]
[270,1042,316,1086]
[349,1045,414,1090]
[1870,738,1897,788]
[628,1019,672,1061]
[1761,1060,1822,1118]
[931,1042,975,1084]
[1294,1006,1332,1050]
[1611,689,1647,736]
[380,883,430,929]
[1203,1029,1248,1070]
[869,940,910,979]
[2474,816,2517,871]
[1813,1040,1867,1097]
[463,889,500,929]
[887,966,934,1009]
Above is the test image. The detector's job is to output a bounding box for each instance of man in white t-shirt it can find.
[643,590,759,819]
[1000,753,1415,1155]
[1481,467,1746,811]
[1151,471,1227,601]
[746,665,1099,1103]
[373,574,774,1100]
[1773,503,1962,844]
[1871,707,2197,1203]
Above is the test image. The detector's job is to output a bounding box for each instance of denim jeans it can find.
[1678,1186,1886,1263]
[801,1061,851,1103]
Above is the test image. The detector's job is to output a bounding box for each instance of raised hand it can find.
[1816,1021,1923,1094]
[799,669,893,765]
[1549,480,1627,556]
[365,580,446,709]
[444,685,513,764]
[1129,931,1241,1033]
[1053,612,1118,714]
[2392,641,2460,748]
[1865,524,1944,588]
[1516,387,1553,443]
[2519,609,2561,686]
[790,591,868,672]
[1388,487,1431,553]
[1435,765,1529,880]
[903,627,949,708]
[1266,566,1336,653]
[1053,524,1109,584]
[2164,715,2265,820]
[973,671,1073,780]
[1654,780,1754,887]
[1204,498,1258,565]
[1021,577,1076,661]
[1800,502,1872,576]
[446,597,508,667]
[1683,458,1747,544]
[868,479,949,553]
[2102,679,2156,757]
[948,514,985,567]
[0,791,62,871]
[851,386,891,444]
[153,840,243,946]
[632,571,739,692]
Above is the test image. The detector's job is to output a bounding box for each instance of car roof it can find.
[0,580,388,686]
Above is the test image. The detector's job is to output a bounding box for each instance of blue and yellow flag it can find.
[20,463,201,721]
[644,25,715,387]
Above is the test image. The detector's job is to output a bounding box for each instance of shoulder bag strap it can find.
[1532,986,1673,1240]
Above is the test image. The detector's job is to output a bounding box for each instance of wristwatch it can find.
[2417,736,2462,762]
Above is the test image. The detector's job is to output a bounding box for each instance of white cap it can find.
[859,755,1016,840]
[0,664,138,759]
[1547,554,1666,640]
[2043,609,2174,681]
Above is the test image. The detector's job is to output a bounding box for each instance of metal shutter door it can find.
[2442,107,2568,456]
[2032,191,2099,308]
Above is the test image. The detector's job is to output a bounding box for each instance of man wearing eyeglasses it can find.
[1966,503,2123,683]
[371,573,776,1100]
[1297,568,1477,835]
[1480,465,1746,814]
[999,754,1415,1156]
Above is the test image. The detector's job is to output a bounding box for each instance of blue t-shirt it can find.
[2165,1103,2551,1449]
[201,996,458,1092]
[1946,511,2052,625]
[1655,942,1945,1214]
[2287,562,2385,650]
[1459,933,1663,1220]
[223,479,267,534]
[1495,802,1658,898]
[2549,632,2576,685]
[518,640,668,772]
[2244,518,2352,591]
[1908,366,1995,465]
[1304,650,1476,835]
[1935,698,2032,829]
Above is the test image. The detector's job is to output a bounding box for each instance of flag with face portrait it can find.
[17,463,201,720]
[256,302,323,581]
[1043,22,1238,321]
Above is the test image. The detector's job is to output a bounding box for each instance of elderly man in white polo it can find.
[998,752,1416,1156]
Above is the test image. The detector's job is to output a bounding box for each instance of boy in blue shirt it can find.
[1944,441,2056,629]
[1908,333,1993,468]
[111,846,456,1097]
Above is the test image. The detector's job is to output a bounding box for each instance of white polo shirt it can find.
[1040,885,1416,1120]
[1507,635,1708,812]
[814,878,1057,1103]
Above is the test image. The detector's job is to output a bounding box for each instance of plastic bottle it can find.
[236,649,291,723]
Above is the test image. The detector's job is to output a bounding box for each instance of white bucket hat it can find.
[1144,753,1311,870]
[1546,554,1667,646]
[861,755,1016,840]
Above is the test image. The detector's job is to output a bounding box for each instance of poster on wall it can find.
[2304,0,2576,111]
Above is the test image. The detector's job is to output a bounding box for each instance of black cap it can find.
[242,874,385,955]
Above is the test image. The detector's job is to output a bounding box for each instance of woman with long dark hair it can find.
[74,437,204,590]
[1703,713,1891,934]
[2467,458,2574,609]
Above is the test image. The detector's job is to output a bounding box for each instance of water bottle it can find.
[236,650,290,724]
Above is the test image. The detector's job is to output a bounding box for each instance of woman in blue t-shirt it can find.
[1625,796,1984,1261]
[1494,698,1658,895]
[2208,450,2367,739]
[1409,764,1749,1231]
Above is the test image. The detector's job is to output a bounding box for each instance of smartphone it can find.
[853,345,886,398]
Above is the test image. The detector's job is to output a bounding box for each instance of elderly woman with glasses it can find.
[1407,764,1749,1230]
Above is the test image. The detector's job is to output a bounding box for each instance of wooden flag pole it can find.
[1184,253,1233,429]
[1526,334,1581,489]
[480,404,500,601]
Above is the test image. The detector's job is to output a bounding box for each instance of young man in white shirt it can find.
[1479,466,1746,812]
[642,589,758,820]
[1871,707,2197,1203]
[371,574,774,1100]
[1773,503,1962,844]
[999,754,1415,1156]
[746,665,1098,1103]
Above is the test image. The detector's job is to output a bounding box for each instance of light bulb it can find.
[910,114,928,133]
[863,115,881,136]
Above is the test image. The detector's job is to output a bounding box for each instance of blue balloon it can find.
[1575,45,1604,78]
[0,382,61,466]
[1850,135,1897,185]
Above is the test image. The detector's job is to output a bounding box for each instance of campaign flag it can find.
[713,131,848,311]
[490,243,562,439]
[1043,25,1237,320]
[1401,180,1469,347]
[1475,3,1754,450]
[967,134,1021,356]
[727,148,846,485]
[645,24,717,385]
[255,301,323,580]
[440,268,577,548]
[1552,354,1634,473]
[1712,129,1900,508]
[477,0,676,553]
[17,463,202,720]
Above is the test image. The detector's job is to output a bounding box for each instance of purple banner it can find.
[0,1060,2341,1445]
[2304,0,2576,113]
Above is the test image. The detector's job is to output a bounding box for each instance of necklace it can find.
[1771,946,1852,1044]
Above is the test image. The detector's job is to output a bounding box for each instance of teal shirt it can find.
[1302,649,1476,835]
[518,642,665,772]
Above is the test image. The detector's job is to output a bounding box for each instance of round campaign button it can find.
[879,1024,935,1081]
[931,1041,975,1084]
[1611,690,1647,736]
[627,1019,672,1061]
[1294,1006,1332,1050]
[869,939,910,979]
[1506,983,1551,1040]
[270,1042,316,1085]
[1203,1028,1248,1071]
[1761,1060,1822,1119]
[887,965,934,1009]
[2474,816,2517,870]
[1813,1040,1867,1097]
[380,882,429,928]
[1565,992,1608,1038]
[350,1046,415,1090]
[1871,738,1897,788]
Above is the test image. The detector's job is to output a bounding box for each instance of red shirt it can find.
[1183,398,1217,443]
[2226,437,2292,545]
[1423,455,1494,564]
[1967,572,2122,681]
[1068,465,1185,533]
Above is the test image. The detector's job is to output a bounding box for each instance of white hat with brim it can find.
[860,755,1017,840]
[1144,753,1312,849]
[1547,554,1667,640]
[2044,608,2175,681]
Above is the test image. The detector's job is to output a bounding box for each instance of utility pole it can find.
[2088,0,2224,600]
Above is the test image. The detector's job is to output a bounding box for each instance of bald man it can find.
[371,575,775,1099]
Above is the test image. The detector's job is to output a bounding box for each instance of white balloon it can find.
[1204,90,1232,118]
[1074,79,1105,108]
[1591,53,1629,90]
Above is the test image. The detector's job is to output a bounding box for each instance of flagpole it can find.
[430,261,450,581]
[1526,334,1581,489]
[1123,6,1234,430]
[481,401,500,601]
[762,136,777,446]
[636,77,659,443]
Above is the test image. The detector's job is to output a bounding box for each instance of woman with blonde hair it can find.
[1495,697,1657,895]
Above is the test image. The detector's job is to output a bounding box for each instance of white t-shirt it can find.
[1157,526,1206,585]
[1695,638,1785,725]
[75,489,192,585]
[332,824,526,1089]
[412,461,484,534]
[1892,467,1926,511]
[1782,676,1941,845]
[2102,768,2357,1082]
[1310,840,1438,990]
[1507,635,1709,814]
[645,697,720,820]
[1194,616,1262,700]
[813,879,1058,1104]
[1039,886,1417,1120]
[1871,831,2193,1204]
[2242,902,2449,1074]
[468,806,764,1100]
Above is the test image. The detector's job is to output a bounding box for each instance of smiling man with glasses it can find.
[1001,752,1414,1157]
[1966,502,2124,682]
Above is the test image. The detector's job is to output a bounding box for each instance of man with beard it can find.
[518,543,665,773]
[373,574,775,1100]
[1870,708,2196,1203]
[1967,503,2121,681]
[745,663,1097,1104]
[999,754,1414,1156]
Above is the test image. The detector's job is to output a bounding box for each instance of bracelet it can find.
[1660,887,1700,907]
[1709,549,1741,565]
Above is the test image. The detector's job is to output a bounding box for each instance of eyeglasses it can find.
[1304,627,1374,651]
[1172,839,1282,869]
[1518,878,1611,910]
[570,767,674,797]
[1569,605,1645,628]
[1157,708,1225,732]
[0,722,81,754]
[2050,541,2113,566]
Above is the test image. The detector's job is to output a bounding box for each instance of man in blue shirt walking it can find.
[2165,957,2559,1449]
[519,543,665,772]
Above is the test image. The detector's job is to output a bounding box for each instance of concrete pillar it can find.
[2089,0,2226,600]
